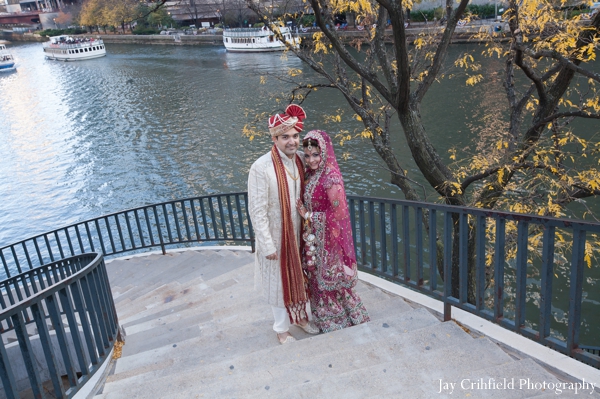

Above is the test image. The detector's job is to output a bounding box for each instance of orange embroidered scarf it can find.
[271,145,309,324]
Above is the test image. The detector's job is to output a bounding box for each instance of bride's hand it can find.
[296,198,307,217]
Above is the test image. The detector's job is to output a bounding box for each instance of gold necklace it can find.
[284,164,299,180]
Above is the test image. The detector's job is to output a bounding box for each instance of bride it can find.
[296,130,370,333]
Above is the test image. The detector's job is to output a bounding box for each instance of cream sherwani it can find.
[248,147,303,308]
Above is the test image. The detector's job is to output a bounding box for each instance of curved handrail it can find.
[0,253,118,399]
[0,253,97,313]
[0,192,254,280]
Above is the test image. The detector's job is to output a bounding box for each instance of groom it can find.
[247,104,318,344]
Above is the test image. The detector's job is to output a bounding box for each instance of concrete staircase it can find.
[92,249,599,398]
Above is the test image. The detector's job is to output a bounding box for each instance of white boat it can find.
[42,35,106,61]
[0,44,16,72]
[223,26,298,52]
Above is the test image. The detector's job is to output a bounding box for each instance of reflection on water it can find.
[0,43,394,245]
[0,42,597,346]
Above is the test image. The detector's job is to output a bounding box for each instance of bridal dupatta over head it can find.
[302,130,358,290]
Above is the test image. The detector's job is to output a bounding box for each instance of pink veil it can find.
[303,130,357,284]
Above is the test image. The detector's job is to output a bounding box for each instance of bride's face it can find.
[304,146,321,170]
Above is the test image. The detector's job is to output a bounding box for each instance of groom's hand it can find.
[266,252,278,260]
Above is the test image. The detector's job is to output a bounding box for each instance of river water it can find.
[0,42,598,347]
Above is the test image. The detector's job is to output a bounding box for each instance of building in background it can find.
[165,0,220,27]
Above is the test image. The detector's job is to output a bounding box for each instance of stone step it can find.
[115,281,199,321]
[122,290,268,337]
[100,318,276,395]
[369,306,440,334]
[365,295,415,320]
[445,357,564,398]
[114,256,405,332]
[155,329,393,399]
[353,282,396,304]
[99,307,447,397]
[109,251,252,312]
[369,314,475,354]
[119,277,380,338]
[116,261,254,325]
[109,251,210,304]
[110,284,135,301]
[173,249,254,283]
[106,254,172,281]
[178,319,480,398]
[91,250,595,399]
[99,325,357,397]
[115,282,166,310]
[256,335,513,399]
[121,294,272,355]
[112,278,175,307]
[107,250,230,296]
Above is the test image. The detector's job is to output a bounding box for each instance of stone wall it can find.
[98,34,223,46]
[0,31,45,42]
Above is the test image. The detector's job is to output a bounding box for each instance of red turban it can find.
[268,104,307,136]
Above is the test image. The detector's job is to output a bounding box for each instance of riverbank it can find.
[0,31,45,42]
[1,21,509,47]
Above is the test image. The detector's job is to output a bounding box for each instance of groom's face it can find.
[272,128,300,158]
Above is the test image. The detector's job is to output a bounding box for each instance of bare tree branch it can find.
[514,44,600,84]
[412,0,470,105]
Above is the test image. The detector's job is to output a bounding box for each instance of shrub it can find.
[132,26,160,35]
[39,28,88,37]
[39,29,64,37]
[298,14,315,26]
[410,9,436,22]
[409,3,501,22]
[466,4,497,19]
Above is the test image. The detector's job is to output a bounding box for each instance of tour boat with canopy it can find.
[223,26,298,52]
[43,35,106,61]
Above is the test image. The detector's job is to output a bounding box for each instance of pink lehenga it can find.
[301,130,370,333]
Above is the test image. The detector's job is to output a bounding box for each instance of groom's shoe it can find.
[277,332,296,344]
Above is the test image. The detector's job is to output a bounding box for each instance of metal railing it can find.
[0,192,598,370]
[0,253,118,399]
[582,346,600,356]
[346,195,600,369]
[42,39,104,49]
[223,28,271,38]
[0,193,253,280]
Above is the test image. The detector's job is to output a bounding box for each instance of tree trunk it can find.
[398,106,460,204]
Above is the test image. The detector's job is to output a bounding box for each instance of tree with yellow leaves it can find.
[78,0,169,33]
[247,0,600,302]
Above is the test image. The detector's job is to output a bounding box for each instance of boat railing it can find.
[225,28,264,33]
[224,29,271,38]
[43,39,104,49]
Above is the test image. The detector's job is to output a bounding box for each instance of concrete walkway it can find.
[92,249,600,398]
